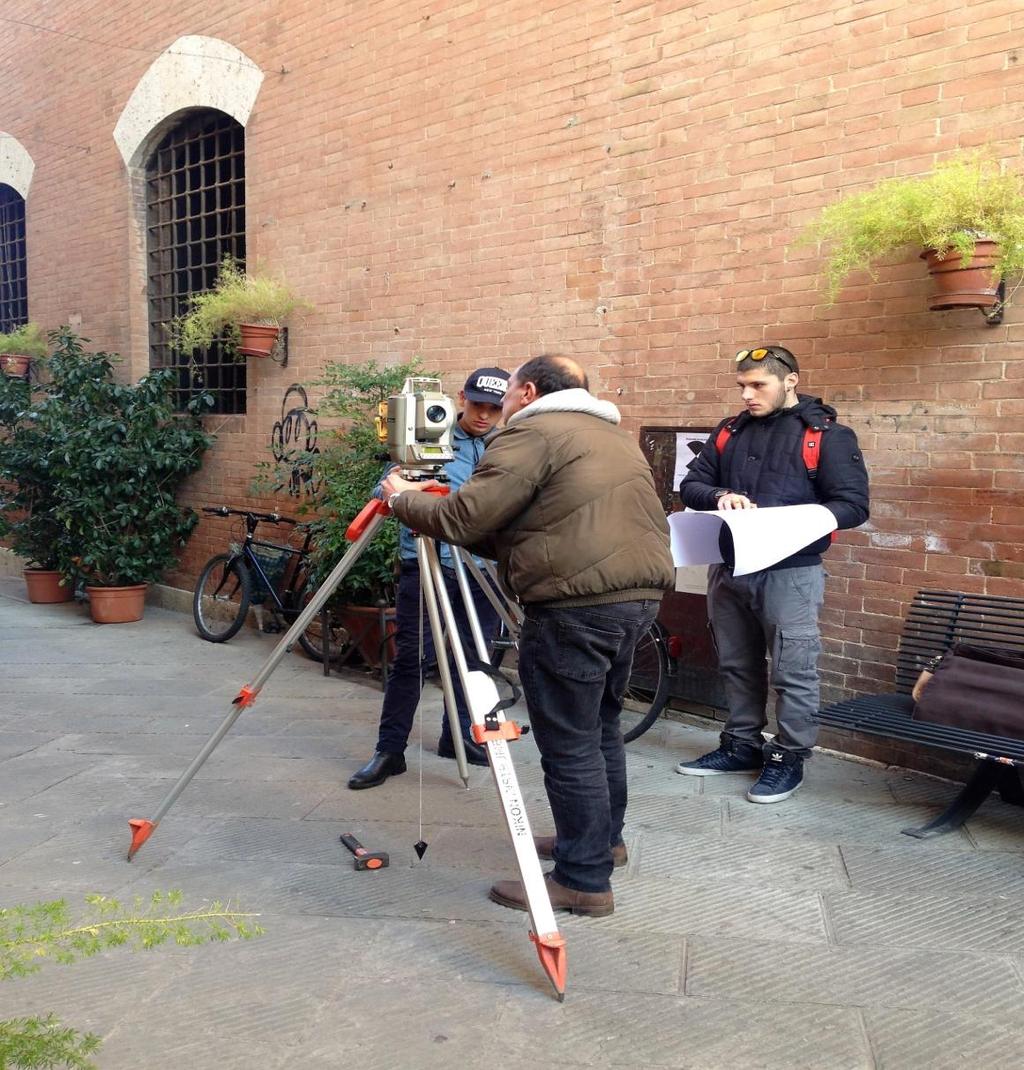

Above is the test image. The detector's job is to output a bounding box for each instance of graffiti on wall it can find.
[271,384,320,497]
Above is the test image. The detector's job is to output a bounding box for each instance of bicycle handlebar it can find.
[201,505,297,526]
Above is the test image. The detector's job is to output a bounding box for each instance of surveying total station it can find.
[125,377,568,1000]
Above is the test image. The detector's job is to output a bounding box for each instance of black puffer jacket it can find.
[680,395,870,570]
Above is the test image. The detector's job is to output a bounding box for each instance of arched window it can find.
[146,110,246,413]
[0,183,28,334]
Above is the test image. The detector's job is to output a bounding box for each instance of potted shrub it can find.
[0,360,74,602]
[41,329,215,623]
[797,151,1024,310]
[0,322,48,378]
[172,256,310,359]
[254,359,429,666]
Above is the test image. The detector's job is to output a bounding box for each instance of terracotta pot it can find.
[339,604,398,668]
[85,584,148,624]
[237,323,279,358]
[1,353,32,378]
[23,569,74,604]
[921,239,1001,311]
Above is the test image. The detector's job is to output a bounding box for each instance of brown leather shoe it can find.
[489,872,614,917]
[533,835,628,868]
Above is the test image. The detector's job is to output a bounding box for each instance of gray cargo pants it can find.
[707,563,825,758]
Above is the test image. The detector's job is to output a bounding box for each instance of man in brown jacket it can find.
[384,354,674,916]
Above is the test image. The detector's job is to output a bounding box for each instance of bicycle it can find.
[470,558,672,744]
[192,506,348,664]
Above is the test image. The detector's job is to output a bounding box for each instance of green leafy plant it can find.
[254,359,431,605]
[172,256,310,354]
[0,323,48,359]
[0,337,69,570]
[797,150,1024,302]
[37,328,215,587]
[1,890,261,1069]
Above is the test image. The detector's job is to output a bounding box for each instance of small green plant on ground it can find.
[172,256,310,354]
[0,890,262,1069]
[796,150,1024,302]
[0,324,48,359]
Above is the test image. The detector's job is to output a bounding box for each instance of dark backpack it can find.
[714,416,830,479]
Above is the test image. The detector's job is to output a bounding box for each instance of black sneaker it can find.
[747,749,803,803]
[676,737,763,777]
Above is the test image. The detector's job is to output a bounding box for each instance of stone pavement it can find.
[1,577,1023,1069]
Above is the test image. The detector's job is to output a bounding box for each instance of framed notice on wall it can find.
[640,426,714,595]
[639,426,714,513]
[638,425,725,709]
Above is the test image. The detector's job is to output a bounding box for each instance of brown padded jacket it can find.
[392,390,675,607]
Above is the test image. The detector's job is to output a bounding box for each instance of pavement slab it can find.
[2,576,1024,1067]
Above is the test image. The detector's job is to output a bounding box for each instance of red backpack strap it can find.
[714,416,740,455]
[802,419,838,541]
[801,425,823,478]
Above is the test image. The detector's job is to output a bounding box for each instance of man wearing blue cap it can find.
[348,367,509,789]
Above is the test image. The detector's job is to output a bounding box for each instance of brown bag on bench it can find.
[912,642,1024,741]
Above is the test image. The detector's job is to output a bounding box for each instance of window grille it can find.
[0,184,28,335]
[146,110,246,413]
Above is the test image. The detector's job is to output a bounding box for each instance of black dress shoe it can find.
[347,751,407,790]
[437,735,489,767]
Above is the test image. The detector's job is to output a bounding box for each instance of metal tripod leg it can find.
[422,539,567,1000]
[127,507,389,860]
[462,554,523,635]
[415,537,469,786]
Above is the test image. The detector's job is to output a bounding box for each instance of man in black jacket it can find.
[677,345,869,802]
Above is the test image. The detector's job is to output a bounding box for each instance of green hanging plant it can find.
[172,256,310,354]
[0,323,48,359]
[796,150,1024,302]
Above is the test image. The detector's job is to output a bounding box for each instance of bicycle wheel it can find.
[621,621,671,743]
[295,586,354,665]
[193,554,252,642]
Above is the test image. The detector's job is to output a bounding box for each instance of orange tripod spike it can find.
[531,930,568,1001]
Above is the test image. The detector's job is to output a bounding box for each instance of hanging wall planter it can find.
[921,239,1001,311]
[237,323,280,358]
[0,323,47,378]
[796,151,1024,316]
[1,353,32,378]
[172,257,308,366]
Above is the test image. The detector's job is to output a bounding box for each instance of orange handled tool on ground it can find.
[339,833,389,871]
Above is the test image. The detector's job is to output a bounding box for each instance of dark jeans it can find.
[376,559,500,754]
[517,599,661,893]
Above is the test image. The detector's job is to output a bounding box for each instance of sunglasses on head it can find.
[735,348,797,374]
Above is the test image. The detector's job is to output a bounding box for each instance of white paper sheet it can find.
[668,505,838,577]
[672,431,711,495]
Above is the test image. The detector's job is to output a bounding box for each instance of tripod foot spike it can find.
[531,930,567,1001]
[127,818,156,861]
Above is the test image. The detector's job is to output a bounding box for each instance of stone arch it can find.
[113,35,263,169]
[0,133,35,197]
[114,35,262,384]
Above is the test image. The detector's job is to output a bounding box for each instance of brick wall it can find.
[2,0,1023,701]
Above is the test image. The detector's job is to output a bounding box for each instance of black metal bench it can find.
[816,589,1024,838]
